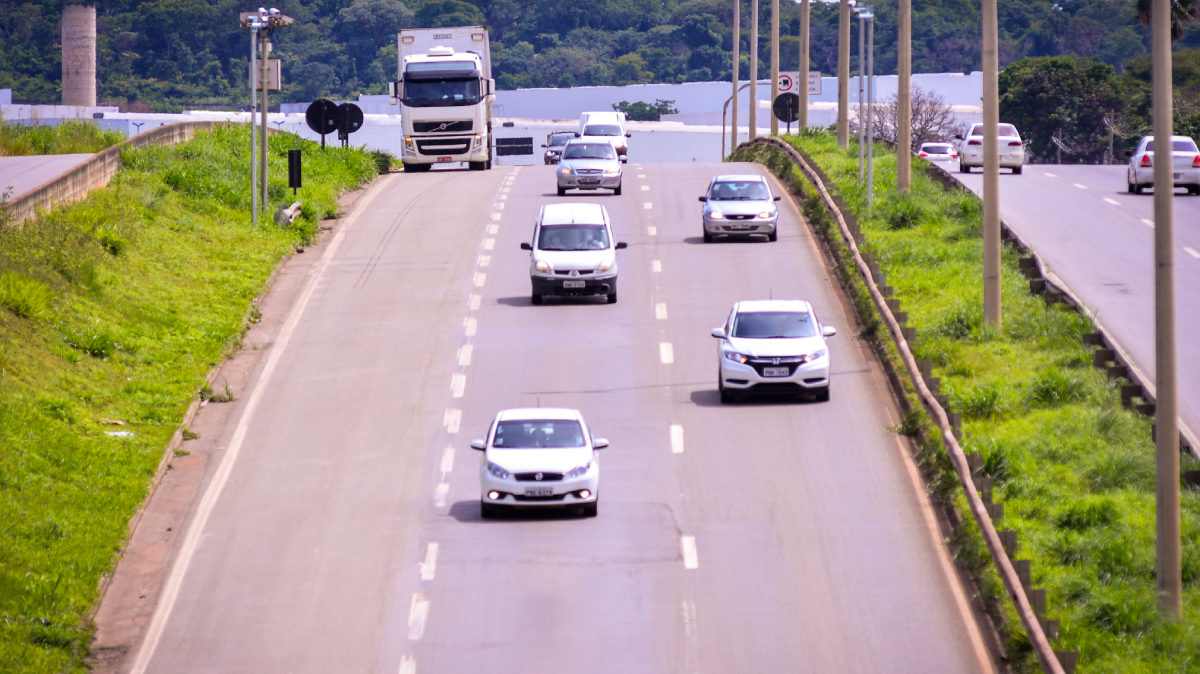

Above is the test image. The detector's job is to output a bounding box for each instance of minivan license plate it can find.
[563,280,586,289]
[525,486,553,497]
[763,366,789,377]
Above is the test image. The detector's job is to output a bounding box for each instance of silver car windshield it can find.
[538,225,610,251]
[710,181,770,201]
[732,312,817,339]
[563,143,616,160]
[493,420,586,448]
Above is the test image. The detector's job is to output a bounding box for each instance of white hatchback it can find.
[957,123,1025,174]
[474,408,604,518]
[712,300,836,403]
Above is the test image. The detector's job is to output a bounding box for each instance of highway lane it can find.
[954,165,1200,444]
[132,161,992,673]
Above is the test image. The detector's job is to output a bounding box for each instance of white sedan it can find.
[712,300,836,403]
[1126,135,1200,195]
[474,408,604,518]
[957,123,1025,174]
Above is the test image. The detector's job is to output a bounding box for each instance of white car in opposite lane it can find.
[1126,135,1200,195]
[957,123,1025,174]
[521,202,627,304]
[712,300,836,403]
[474,408,604,518]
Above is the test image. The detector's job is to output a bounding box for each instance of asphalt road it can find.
[132,162,992,673]
[0,153,93,199]
[954,163,1200,444]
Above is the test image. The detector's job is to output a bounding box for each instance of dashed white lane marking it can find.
[457,345,473,367]
[647,226,658,236]
[1044,172,1057,178]
[473,272,487,287]
[637,174,646,178]
[1104,197,1120,206]
[398,656,416,674]
[451,373,466,398]
[501,187,510,193]
[468,294,481,311]
[478,255,491,267]
[491,213,502,221]
[1142,219,1155,228]
[681,601,697,636]
[670,425,684,454]
[655,303,668,320]
[641,185,650,191]
[681,536,699,569]
[1186,247,1200,259]
[652,260,662,273]
[484,238,495,250]
[488,224,499,235]
[444,409,462,434]
[499,194,507,200]
[1073,183,1088,190]
[464,318,477,336]
[496,202,505,209]
[440,446,455,474]
[433,482,450,507]
[643,202,653,210]
[420,543,439,582]
[659,342,674,364]
[408,594,430,640]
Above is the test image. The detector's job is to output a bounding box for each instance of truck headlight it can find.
[535,260,551,273]
[403,137,415,154]
[597,259,613,272]
[486,461,509,479]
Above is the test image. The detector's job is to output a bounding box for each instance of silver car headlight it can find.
[723,349,748,364]
[566,462,592,479]
[558,166,573,175]
[597,259,613,273]
[758,210,775,219]
[708,210,725,220]
[535,260,551,273]
[603,168,620,176]
[486,461,510,480]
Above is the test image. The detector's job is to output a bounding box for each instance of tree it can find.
[339,0,413,54]
[999,56,1124,162]
[872,86,963,150]
[612,99,678,121]
[1134,0,1200,41]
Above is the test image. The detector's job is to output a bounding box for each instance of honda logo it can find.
[535,472,544,481]
[772,358,781,365]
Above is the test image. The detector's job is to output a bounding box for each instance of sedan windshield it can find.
[494,420,586,448]
[710,181,770,201]
[583,124,622,136]
[968,124,1019,137]
[732,311,817,339]
[1143,139,1199,153]
[402,79,480,107]
[538,225,610,251]
[563,143,616,160]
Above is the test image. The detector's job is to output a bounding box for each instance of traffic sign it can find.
[337,103,364,146]
[778,72,796,94]
[305,100,338,148]
[808,71,823,96]
[773,93,800,124]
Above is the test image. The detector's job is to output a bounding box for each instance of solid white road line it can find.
[473,273,486,287]
[464,318,477,336]
[655,303,668,320]
[420,543,439,582]
[443,409,462,434]
[659,342,674,364]
[451,373,466,398]
[1104,197,1120,206]
[1143,219,1155,228]
[1073,183,1088,190]
[647,226,658,236]
[670,425,684,454]
[433,483,449,507]
[398,655,416,674]
[652,260,662,273]
[483,238,495,250]
[1186,247,1200,259]
[126,173,389,674]
[408,594,430,640]
[457,345,473,367]
[440,446,455,474]
[468,294,481,311]
[681,536,699,569]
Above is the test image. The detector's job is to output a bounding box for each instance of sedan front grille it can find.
[575,168,603,175]
[726,214,755,220]
[514,472,564,482]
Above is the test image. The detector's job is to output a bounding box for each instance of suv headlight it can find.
[535,260,551,273]
[723,349,748,364]
[802,348,828,363]
[559,166,573,175]
[486,461,510,479]
[708,210,725,220]
[566,462,592,478]
[597,259,613,273]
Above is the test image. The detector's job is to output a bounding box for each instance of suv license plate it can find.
[525,486,554,497]
[762,366,789,377]
[563,280,586,289]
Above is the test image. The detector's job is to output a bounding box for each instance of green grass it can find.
[734,134,1200,673]
[0,123,377,672]
[0,120,126,157]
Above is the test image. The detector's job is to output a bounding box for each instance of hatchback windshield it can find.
[548,133,573,147]
[538,225,610,251]
[402,79,480,107]
[732,311,817,339]
[563,143,616,160]
[710,181,770,201]
[493,420,586,448]
[922,145,952,154]
[1144,139,1199,153]
[583,124,622,136]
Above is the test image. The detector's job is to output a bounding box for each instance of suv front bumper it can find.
[719,357,829,394]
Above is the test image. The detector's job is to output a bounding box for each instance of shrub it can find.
[1027,367,1089,407]
[0,272,53,319]
[1055,496,1119,530]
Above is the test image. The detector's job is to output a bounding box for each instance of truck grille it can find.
[416,138,472,155]
[413,120,473,133]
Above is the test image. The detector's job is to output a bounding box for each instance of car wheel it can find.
[960,164,971,174]
[767,229,778,242]
[613,184,622,196]
[1190,186,1200,196]
[469,161,485,171]
[606,292,617,304]
[532,293,543,305]
[814,386,830,402]
[703,230,714,243]
[581,501,598,517]
[557,186,567,196]
[481,501,498,519]
[1135,183,1145,195]
[1012,166,1022,175]
[1128,181,1136,194]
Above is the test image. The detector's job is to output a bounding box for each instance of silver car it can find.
[699,174,781,242]
[557,141,623,196]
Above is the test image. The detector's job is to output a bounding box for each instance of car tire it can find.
[703,230,714,243]
[606,292,617,304]
[532,293,543,305]
[767,229,778,242]
[1012,166,1022,175]
[481,501,499,519]
[581,501,598,517]
[719,377,735,404]
[469,161,485,171]
[1135,183,1145,195]
[960,164,971,174]
[1190,186,1200,196]
[814,386,830,402]
[557,186,567,196]
[614,184,622,196]
[1128,181,1136,194]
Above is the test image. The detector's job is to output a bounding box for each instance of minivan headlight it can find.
[566,462,592,478]
[486,461,509,479]
[597,259,613,272]
[535,260,551,273]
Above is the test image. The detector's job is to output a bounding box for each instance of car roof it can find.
[735,299,813,313]
[497,408,581,421]
[712,174,766,183]
[540,202,607,226]
[921,142,953,146]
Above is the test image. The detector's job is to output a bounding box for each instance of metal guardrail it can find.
[738,135,1068,674]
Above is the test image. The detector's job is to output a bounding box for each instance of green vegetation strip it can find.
[0,120,125,158]
[734,133,1200,673]
[0,124,377,672]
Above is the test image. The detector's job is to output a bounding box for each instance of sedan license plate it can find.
[762,366,790,377]
[525,486,554,497]
[729,224,754,230]
[562,280,586,289]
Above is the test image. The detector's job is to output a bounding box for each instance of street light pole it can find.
[732,0,740,155]
[798,0,810,129]
[1151,0,1182,619]
[897,0,912,191]
[866,8,874,207]
[770,0,780,136]
[837,0,850,148]
[249,23,259,225]
[982,0,1001,328]
[858,10,865,180]
[750,0,759,140]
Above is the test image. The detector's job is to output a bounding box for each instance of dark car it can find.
[542,132,575,165]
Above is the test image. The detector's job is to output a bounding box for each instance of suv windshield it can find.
[1144,139,1199,153]
[563,143,616,160]
[583,124,622,136]
[493,420,586,448]
[710,181,770,201]
[402,79,480,107]
[732,311,817,339]
[538,225,610,251]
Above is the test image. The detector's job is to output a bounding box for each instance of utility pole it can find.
[897,0,912,191]
[770,0,780,135]
[982,0,1001,328]
[249,23,258,225]
[732,0,740,155]
[858,10,865,180]
[866,7,875,207]
[837,0,849,148]
[1151,0,1182,619]
[750,0,759,140]
[798,0,810,129]
[261,29,270,210]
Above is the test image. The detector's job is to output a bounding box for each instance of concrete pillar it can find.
[837,0,850,148]
[770,0,779,135]
[61,3,97,106]
[798,0,809,128]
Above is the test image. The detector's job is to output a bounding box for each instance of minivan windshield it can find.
[563,143,616,160]
[538,225,610,251]
[710,181,770,201]
[493,420,586,448]
[1144,139,1199,153]
[402,79,480,107]
[583,124,622,136]
[732,311,817,339]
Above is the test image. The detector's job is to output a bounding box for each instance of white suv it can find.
[521,203,627,305]
[712,300,837,403]
[473,408,605,518]
[957,123,1025,174]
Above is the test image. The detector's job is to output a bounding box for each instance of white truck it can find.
[391,26,494,172]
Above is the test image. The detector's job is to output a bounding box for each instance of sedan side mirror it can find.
[711,327,726,338]
[822,326,837,337]
[615,241,628,250]
[773,196,782,201]
[470,439,486,450]
[592,438,609,449]
[698,196,708,202]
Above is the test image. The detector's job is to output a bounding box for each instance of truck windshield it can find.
[402,78,480,107]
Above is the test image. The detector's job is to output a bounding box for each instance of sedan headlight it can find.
[566,462,592,479]
[723,349,748,364]
[486,461,510,479]
[801,348,828,363]
[597,259,613,272]
[559,166,573,175]
[708,210,725,220]
[758,210,775,219]
[535,260,551,273]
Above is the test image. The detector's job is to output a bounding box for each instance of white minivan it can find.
[577,111,630,159]
[521,202,628,305]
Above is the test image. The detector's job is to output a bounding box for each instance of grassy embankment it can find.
[0,120,125,157]
[734,133,1200,673]
[0,124,378,672]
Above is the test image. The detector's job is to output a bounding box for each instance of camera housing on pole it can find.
[240,9,294,215]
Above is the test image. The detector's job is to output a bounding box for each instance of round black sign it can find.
[338,103,364,135]
[305,99,339,135]
[772,93,800,124]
